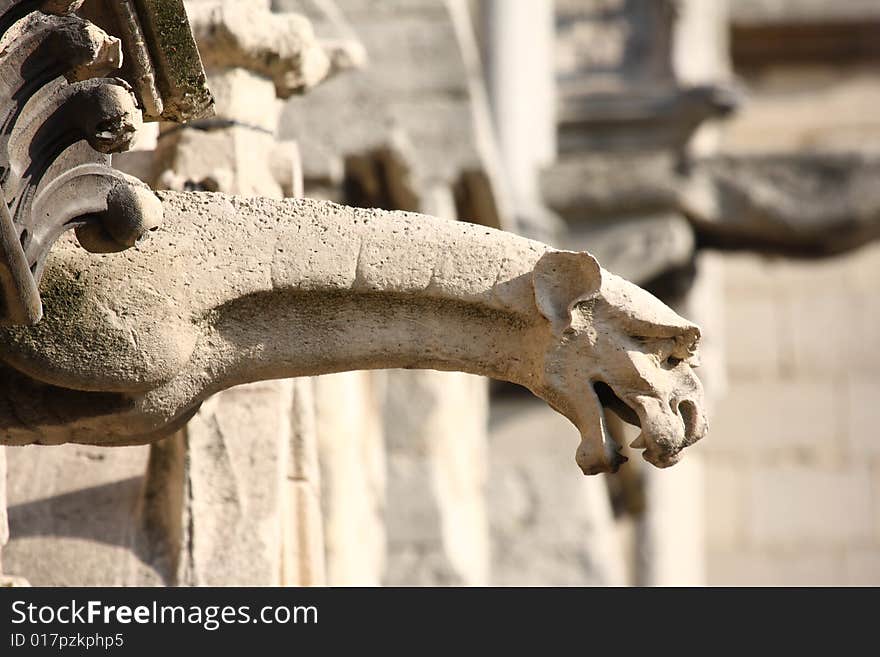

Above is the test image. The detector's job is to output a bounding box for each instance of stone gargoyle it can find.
[0,192,707,474]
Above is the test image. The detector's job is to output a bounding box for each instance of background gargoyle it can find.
[0,192,707,475]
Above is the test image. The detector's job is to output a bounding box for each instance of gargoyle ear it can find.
[532,251,603,334]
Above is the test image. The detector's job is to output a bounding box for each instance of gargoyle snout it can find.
[636,390,708,469]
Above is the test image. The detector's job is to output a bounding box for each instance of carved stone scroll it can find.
[0,0,214,325]
[0,4,161,324]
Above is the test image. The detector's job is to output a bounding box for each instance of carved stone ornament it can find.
[0,194,708,474]
[0,0,212,325]
[0,5,708,476]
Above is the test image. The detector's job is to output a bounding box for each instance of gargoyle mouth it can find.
[592,381,706,469]
[594,381,640,427]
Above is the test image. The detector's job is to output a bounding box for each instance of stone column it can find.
[482,0,556,210]
[313,372,386,586]
[488,395,627,586]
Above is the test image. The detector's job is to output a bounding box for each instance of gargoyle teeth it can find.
[629,434,646,449]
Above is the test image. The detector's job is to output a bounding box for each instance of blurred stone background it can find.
[3,0,880,587]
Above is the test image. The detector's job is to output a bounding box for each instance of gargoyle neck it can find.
[200,287,546,394]
[164,192,551,395]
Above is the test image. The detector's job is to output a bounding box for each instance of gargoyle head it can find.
[532,251,708,475]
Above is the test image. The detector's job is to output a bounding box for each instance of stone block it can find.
[176,382,292,586]
[488,397,626,586]
[640,456,706,586]
[0,448,7,561]
[708,549,844,586]
[874,463,880,543]
[721,253,778,297]
[282,480,326,586]
[846,380,880,455]
[850,297,880,376]
[723,296,780,379]
[707,381,836,456]
[3,444,157,586]
[842,241,880,293]
[780,292,857,377]
[313,371,386,586]
[843,548,880,586]
[747,464,873,548]
[383,370,490,587]
[704,459,745,549]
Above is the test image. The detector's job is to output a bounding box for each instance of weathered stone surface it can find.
[77,0,215,122]
[153,70,285,197]
[185,0,334,97]
[4,443,161,586]
[149,12,327,586]
[0,6,164,325]
[171,382,291,586]
[0,191,708,478]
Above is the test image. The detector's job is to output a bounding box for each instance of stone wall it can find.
[701,42,880,585]
[701,245,880,585]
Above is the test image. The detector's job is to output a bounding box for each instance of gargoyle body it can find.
[0,192,707,474]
